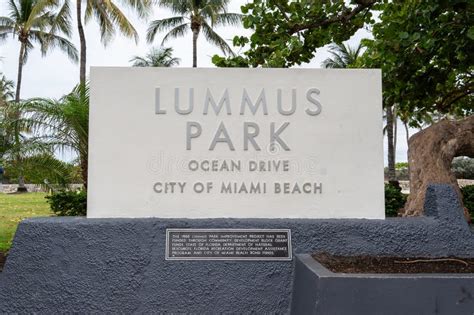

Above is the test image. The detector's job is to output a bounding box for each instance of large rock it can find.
[404,116,474,217]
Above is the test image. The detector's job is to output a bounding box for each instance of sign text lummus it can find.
[155,87,322,151]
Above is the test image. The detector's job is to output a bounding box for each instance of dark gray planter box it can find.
[291,254,474,315]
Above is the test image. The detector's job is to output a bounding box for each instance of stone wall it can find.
[0,185,472,313]
[387,179,473,194]
[0,184,83,193]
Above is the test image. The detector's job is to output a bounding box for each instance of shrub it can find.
[461,185,474,221]
[46,190,87,216]
[452,157,474,179]
[383,167,409,181]
[395,162,409,170]
[385,183,407,217]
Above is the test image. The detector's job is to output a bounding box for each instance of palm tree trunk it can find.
[404,121,410,160]
[77,0,87,86]
[192,29,199,68]
[15,41,26,103]
[393,110,397,159]
[80,148,88,189]
[386,106,398,188]
[15,41,27,192]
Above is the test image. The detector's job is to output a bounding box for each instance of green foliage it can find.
[213,0,378,67]
[211,55,250,68]
[384,167,409,181]
[148,0,241,66]
[461,185,474,221]
[2,154,80,186]
[46,190,87,216]
[384,162,409,180]
[78,0,152,45]
[22,83,89,185]
[395,162,409,170]
[0,0,78,65]
[1,101,55,188]
[452,157,474,180]
[0,74,14,107]
[362,0,473,126]
[130,47,180,67]
[321,43,364,69]
[385,183,407,217]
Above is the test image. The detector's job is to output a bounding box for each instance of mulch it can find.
[313,252,474,274]
[0,252,5,272]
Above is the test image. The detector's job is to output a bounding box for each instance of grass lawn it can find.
[0,192,53,252]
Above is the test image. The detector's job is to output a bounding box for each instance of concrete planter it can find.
[290,254,474,315]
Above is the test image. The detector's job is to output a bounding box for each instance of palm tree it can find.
[130,47,180,67]
[147,0,242,67]
[0,101,45,191]
[1,0,77,192]
[0,74,15,160]
[0,0,78,103]
[22,84,89,188]
[321,43,364,69]
[73,0,152,86]
[0,74,15,108]
[0,74,14,160]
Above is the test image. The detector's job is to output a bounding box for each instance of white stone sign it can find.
[88,68,384,219]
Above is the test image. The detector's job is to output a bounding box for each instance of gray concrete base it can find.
[291,254,474,315]
[0,184,473,313]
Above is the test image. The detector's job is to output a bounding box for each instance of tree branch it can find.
[289,0,377,34]
[436,85,473,111]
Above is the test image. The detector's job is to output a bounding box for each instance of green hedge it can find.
[385,183,407,217]
[46,190,87,216]
[461,185,474,221]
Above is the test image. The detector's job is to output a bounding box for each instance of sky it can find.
[0,1,415,164]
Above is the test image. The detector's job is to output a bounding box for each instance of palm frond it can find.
[214,13,242,27]
[48,0,73,37]
[30,30,78,62]
[0,16,15,28]
[20,83,89,160]
[85,0,115,45]
[7,0,21,22]
[107,1,139,43]
[129,46,180,67]
[122,0,153,18]
[157,0,191,15]
[129,56,149,67]
[161,23,188,45]
[0,74,15,105]
[321,42,364,69]
[146,16,186,43]
[202,22,234,56]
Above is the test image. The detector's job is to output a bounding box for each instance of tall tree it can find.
[74,0,152,86]
[130,46,180,67]
[363,0,473,215]
[147,0,241,67]
[384,105,398,185]
[0,0,78,103]
[0,0,77,191]
[321,43,364,69]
